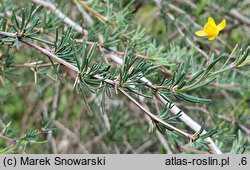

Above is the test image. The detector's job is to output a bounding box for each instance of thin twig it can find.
[54,120,89,153]
[74,0,108,23]
[47,82,60,154]
[118,87,193,140]
[135,139,155,153]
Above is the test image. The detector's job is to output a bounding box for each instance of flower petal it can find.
[195,30,207,36]
[217,19,226,31]
[204,21,218,36]
[208,17,215,24]
[208,36,216,40]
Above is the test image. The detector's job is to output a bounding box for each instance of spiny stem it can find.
[0,30,194,141]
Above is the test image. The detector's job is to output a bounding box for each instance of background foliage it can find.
[0,0,249,154]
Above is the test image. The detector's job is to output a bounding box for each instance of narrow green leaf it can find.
[236,46,249,66]
[185,77,216,91]
[175,93,212,103]
[173,72,185,86]
[204,55,224,75]
[87,42,97,61]
[20,8,26,31]
[186,69,205,84]
[81,37,87,72]
[176,80,186,89]
[12,9,20,29]
[25,18,40,33]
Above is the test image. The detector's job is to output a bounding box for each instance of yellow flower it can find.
[195,17,226,40]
